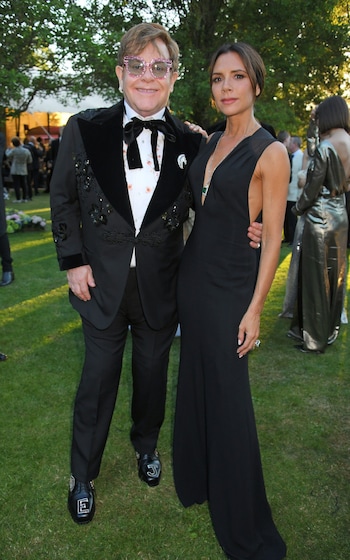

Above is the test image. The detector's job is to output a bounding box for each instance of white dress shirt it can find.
[123,101,166,266]
[288,148,303,201]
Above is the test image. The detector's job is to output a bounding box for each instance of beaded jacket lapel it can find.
[76,102,202,231]
[77,102,134,227]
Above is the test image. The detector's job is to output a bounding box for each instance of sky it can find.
[27,93,110,115]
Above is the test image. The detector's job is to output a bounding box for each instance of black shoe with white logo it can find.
[68,475,95,524]
[137,450,162,487]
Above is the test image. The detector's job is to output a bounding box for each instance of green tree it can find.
[1,0,349,134]
[0,0,103,121]
[75,0,350,132]
[239,0,350,133]
[165,0,350,132]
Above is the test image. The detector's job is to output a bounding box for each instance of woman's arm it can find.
[293,146,327,215]
[237,141,289,357]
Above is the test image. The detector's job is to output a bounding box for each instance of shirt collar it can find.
[124,100,165,123]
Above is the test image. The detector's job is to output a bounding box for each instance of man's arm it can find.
[50,116,87,271]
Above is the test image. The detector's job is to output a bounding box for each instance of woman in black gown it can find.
[173,43,290,560]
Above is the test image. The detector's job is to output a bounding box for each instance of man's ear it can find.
[116,65,123,92]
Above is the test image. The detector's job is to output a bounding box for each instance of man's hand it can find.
[67,265,96,301]
[248,221,262,249]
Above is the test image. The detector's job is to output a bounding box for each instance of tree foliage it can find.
[165,0,350,131]
[1,0,350,134]
[0,0,100,116]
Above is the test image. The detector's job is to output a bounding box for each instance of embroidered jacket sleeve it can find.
[51,115,87,270]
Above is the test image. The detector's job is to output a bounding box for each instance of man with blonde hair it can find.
[51,22,261,524]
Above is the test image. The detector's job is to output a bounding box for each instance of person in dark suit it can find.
[45,126,65,192]
[0,131,13,358]
[50,22,262,525]
[0,131,14,287]
[24,135,44,197]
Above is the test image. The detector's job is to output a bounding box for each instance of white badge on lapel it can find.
[177,154,187,169]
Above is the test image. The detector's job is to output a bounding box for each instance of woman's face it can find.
[211,51,260,118]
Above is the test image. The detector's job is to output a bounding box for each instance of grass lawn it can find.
[0,192,349,559]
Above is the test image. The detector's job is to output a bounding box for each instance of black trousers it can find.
[283,200,297,243]
[27,168,40,197]
[0,233,13,272]
[12,175,28,201]
[71,268,177,482]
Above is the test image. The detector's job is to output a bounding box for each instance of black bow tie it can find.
[123,117,176,171]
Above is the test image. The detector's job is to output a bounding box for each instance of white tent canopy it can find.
[27,93,111,114]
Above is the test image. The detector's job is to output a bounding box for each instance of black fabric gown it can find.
[173,129,286,560]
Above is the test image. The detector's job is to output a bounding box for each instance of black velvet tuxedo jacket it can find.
[50,101,203,330]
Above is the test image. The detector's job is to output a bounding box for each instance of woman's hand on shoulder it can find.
[184,121,208,139]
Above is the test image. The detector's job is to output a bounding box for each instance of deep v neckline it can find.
[201,130,260,206]
[201,133,228,206]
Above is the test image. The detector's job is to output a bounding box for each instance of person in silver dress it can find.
[289,96,350,353]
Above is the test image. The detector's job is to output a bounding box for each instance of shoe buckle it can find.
[77,497,91,515]
[146,462,161,479]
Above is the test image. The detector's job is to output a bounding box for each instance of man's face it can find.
[116,39,178,117]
